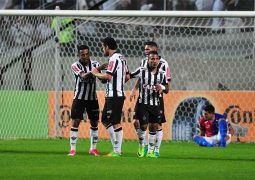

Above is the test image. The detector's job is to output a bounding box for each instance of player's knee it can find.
[140,124,147,131]
[111,121,119,126]
[72,119,81,128]
[102,118,111,128]
[133,120,140,129]
[149,124,157,132]
[90,119,99,128]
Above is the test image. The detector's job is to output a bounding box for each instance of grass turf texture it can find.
[0,139,254,180]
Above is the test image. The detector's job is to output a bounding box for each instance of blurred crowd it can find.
[0,0,254,10]
[0,0,254,50]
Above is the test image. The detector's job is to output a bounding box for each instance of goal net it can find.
[0,10,254,142]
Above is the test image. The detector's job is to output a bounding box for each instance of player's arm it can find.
[198,117,206,136]
[94,62,108,83]
[97,62,108,71]
[124,61,130,83]
[155,83,169,94]
[155,75,169,94]
[125,73,130,82]
[129,67,141,101]
[164,62,171,94]
[200,128,205,136]
[130,78,140,101]
[199,124,206,136]
[92,59,118,81]
[163,80,171,94]
[91,68,112,80]
[71,63,92,80]
[81,64,108,80]
[79,71,93,79]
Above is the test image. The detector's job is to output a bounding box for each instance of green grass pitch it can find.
[0,139,254,180]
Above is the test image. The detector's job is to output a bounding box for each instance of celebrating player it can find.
[129,51,169,158]
[91,37,129,157]
[194,104,234,147]
[68,45,107,156]
[130,41,171,157]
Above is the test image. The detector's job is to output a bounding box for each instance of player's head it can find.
[78,45,90,65]
[144,41,158,56]
[203,104,215,120]
[101,37,117,56]
[148,51,160,69]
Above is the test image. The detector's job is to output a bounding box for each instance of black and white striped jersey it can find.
[140,57,171,82]
[105,52,129,97]
[130,65,168,106]
[71,60,99,100]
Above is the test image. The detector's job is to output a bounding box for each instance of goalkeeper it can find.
[194,104,234,147]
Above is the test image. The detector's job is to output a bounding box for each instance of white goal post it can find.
[0,9,255,17]
[0,10,254,142]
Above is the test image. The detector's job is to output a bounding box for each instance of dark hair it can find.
[144,41,158,48]
[204,104,215,114]
[102,37,117,50]
[78,45,89,51]
[148,51,158,57]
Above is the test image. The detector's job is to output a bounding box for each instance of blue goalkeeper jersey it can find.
[212,113,227,135]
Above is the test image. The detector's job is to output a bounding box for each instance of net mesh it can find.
[0,14,254,142]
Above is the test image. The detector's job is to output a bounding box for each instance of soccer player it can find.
[130,41,171,157]
[129,51,169,158]
[91,37,129,157]
[68,45,107,156]
[194,104,234,147]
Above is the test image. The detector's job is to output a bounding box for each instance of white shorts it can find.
[205,133,231,146]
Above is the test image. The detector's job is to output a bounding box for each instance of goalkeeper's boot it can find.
[137,146,145,157]
[68,150,76,156]
[103,151,121,158]
[89,149,100,156]
[146,152,157,158]
[219,119,228,147]
[154,151,160,158]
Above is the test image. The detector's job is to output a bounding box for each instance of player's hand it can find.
[91,67,99,75]
[100,79,107,84]
[154,84,164,94]
[97,63,108,71]
[129,88,137,102]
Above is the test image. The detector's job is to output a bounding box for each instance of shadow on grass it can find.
[1,149,255,162]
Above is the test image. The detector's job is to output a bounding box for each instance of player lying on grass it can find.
[194,104,234,147]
